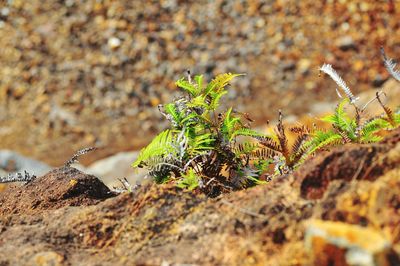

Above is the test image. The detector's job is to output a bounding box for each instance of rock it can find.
[0,150,52,176]
[305,220,399,266]
[108,37,122,49]
[298,58,311,75]
[0,169,7,192]
[372,74,387,87]
[296,129,400,200]
[0,166,113,215]
[335,35,357,51]
[149,97,160,107]
[1,129,400,264]
[48,104,77,126]
[282,60,296,71]
[12,85,27,99]
[31,251,64,266]
[0,7,10,17]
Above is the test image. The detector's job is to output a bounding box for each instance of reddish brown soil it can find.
[296,130,400,200]
[0,129,399,265]
[0,167,112,216]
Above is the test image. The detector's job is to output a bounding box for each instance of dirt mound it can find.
[0,166,112,215]
[0,129,399,265]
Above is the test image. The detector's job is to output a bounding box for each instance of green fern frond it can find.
[204,73,243,95]
[146,156,179,183]
[321,98,352,131]
[187,95,209,109]
[361,118,385,135]
[180,113,200,127]
[306,130,342,154]
[132,130,175,168]
[195,75,204,91]
[360,134,383,143]
[187,133,214,155]
[221,108,242,140]
[230,128,267,140]
[176,78,199,97]
[333,125,353,143]
[208,90,228,110]
[395,113,400,125]
[379,113,400,129]
[176,168,200,190]
[164,103,182,125]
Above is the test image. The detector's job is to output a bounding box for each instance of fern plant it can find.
[311,53,400,153]
[254,111,312,174]
[132,48,400,194]
[304,98,384,155]
[132,72,270,196]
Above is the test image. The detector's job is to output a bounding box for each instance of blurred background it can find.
[0,0,399,185]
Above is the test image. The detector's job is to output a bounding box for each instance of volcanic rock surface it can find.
[0,129,399,265]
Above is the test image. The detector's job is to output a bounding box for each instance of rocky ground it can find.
[0,128,399,266]
[1,1,400,265]
[0,0,399,166]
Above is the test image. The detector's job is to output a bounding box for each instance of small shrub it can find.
[132,73,270,196]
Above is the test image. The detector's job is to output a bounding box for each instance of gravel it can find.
[0,0,399,165]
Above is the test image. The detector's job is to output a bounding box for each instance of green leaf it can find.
[187,133,215,155]
[176,168,199,190]
[254,159,273,173]
[180,113,200,128]
[306,130,342,154]
[195,75,203,91]
[187,95,209,109]
[394,113,400,126]
[132,130,175,168]
[320,98,359,140]
[164,103,181,125]
[321,98,351,131]
[221,108,241,140]
[176,78,199,97]
[230,128,266,141]
[208,90,228,110]
[358,118,385,143]
[245,175,268,185]
[204,73,243,96]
